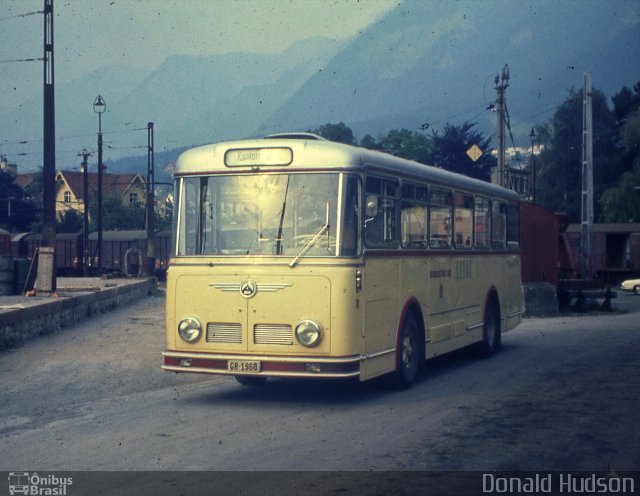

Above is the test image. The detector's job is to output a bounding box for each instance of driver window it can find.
[365,176,399,248]
[340,175,360,256]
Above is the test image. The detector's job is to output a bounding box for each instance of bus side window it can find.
[429,188,452,249]
[401,183,429,248]
[474,197,491,249]
[454,192,473,249]
[365,176,399,248]
[492,202,507,249]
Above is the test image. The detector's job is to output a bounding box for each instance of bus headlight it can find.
[178,317,202,343]
[295,320,322,347]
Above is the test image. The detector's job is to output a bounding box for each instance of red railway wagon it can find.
[519,203,559,287]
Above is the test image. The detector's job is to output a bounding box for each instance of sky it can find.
[0,0,397,113]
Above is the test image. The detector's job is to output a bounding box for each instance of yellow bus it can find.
[162,133,524,388]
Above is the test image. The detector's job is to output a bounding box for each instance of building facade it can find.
[55,170,146,220]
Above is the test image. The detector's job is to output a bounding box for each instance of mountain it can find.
[2,0,639,175]
[1,36,343,170]
[109,36,340,149]
[260,0,640,142]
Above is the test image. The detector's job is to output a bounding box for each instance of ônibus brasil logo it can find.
[8,472,73,495]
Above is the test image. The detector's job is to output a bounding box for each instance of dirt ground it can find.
[0,291,638,494]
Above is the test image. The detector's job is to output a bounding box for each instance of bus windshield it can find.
[175,173,359,257]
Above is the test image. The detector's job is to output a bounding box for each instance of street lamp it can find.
[529,127,536,205]
[93,95,105,274]
[145,122,156,277]
[80,149,90,277]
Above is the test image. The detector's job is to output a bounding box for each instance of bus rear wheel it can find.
[475,299,501,358]
[389,313,423,389]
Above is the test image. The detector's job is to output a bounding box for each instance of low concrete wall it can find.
[0,278,157,350]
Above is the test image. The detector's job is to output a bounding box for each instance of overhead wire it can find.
[0,57,44,63]
[0,10,44,22]
[2,126,148,153]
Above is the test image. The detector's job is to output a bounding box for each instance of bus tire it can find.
[475,298,501,358]
[390,312,423,389]
[235,376,268,386]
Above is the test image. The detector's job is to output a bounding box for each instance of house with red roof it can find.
[55,168,146,220]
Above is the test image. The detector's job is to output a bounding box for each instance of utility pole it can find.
[581,72,594,280]
[144,122,156,276]
[39,0,56,294]
[495,65,509,188]
[529,127,536,204]
[80,149,91,277]
[93,95,106,274]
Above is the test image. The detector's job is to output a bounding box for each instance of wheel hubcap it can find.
[402,331,415,369]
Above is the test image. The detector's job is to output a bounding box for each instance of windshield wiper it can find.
[289,203,330,268]
[275,176,291,255]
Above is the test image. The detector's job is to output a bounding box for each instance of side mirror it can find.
[365,195,378,219]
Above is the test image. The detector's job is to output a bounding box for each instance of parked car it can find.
[620,278,640,295]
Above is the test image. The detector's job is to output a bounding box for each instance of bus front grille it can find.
[206,322,242,344]
[254,324,293,345]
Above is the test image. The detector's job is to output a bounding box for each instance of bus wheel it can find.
[235,376,267,386]
[475,300,501,358]
[390,313,423,389]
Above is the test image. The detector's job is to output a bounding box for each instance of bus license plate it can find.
[227,360,261,373]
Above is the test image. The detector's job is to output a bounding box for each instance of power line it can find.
[510,102,564,128]
[0,10,43,22]
[2,125,148,149]
[0,57,44,63]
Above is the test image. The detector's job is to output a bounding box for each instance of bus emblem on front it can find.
[240,279,257,298]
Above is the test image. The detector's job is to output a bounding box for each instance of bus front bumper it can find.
[162,350,361,379]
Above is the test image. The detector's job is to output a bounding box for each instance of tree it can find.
[88,193,145,231]
[360,125,495,182]
[310,122,355,145]
[154,194,173,231]
[611,81,640,128]
[359,134,381,151]
[429,122,495,181]
[600,166,640,222]
[23,168,43,207]
[600,110,640,222]
[536,87,623,222]
[57,209,83,233]
[621,108,640,160]
[376,129,433,165]
[0,171,38,232]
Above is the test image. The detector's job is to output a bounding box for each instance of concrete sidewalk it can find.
[0,277,157,350]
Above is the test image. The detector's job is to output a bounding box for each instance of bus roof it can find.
[174,136,519,201]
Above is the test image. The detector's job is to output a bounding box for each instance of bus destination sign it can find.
[225,147,293,167]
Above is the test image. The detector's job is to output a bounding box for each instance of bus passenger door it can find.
[361,259,399,380]
[361,177,401,380]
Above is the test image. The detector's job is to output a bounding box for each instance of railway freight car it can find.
[11,232,83,276]
[11,230,171,279]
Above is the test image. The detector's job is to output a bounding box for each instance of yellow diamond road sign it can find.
[466,144,483,162]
